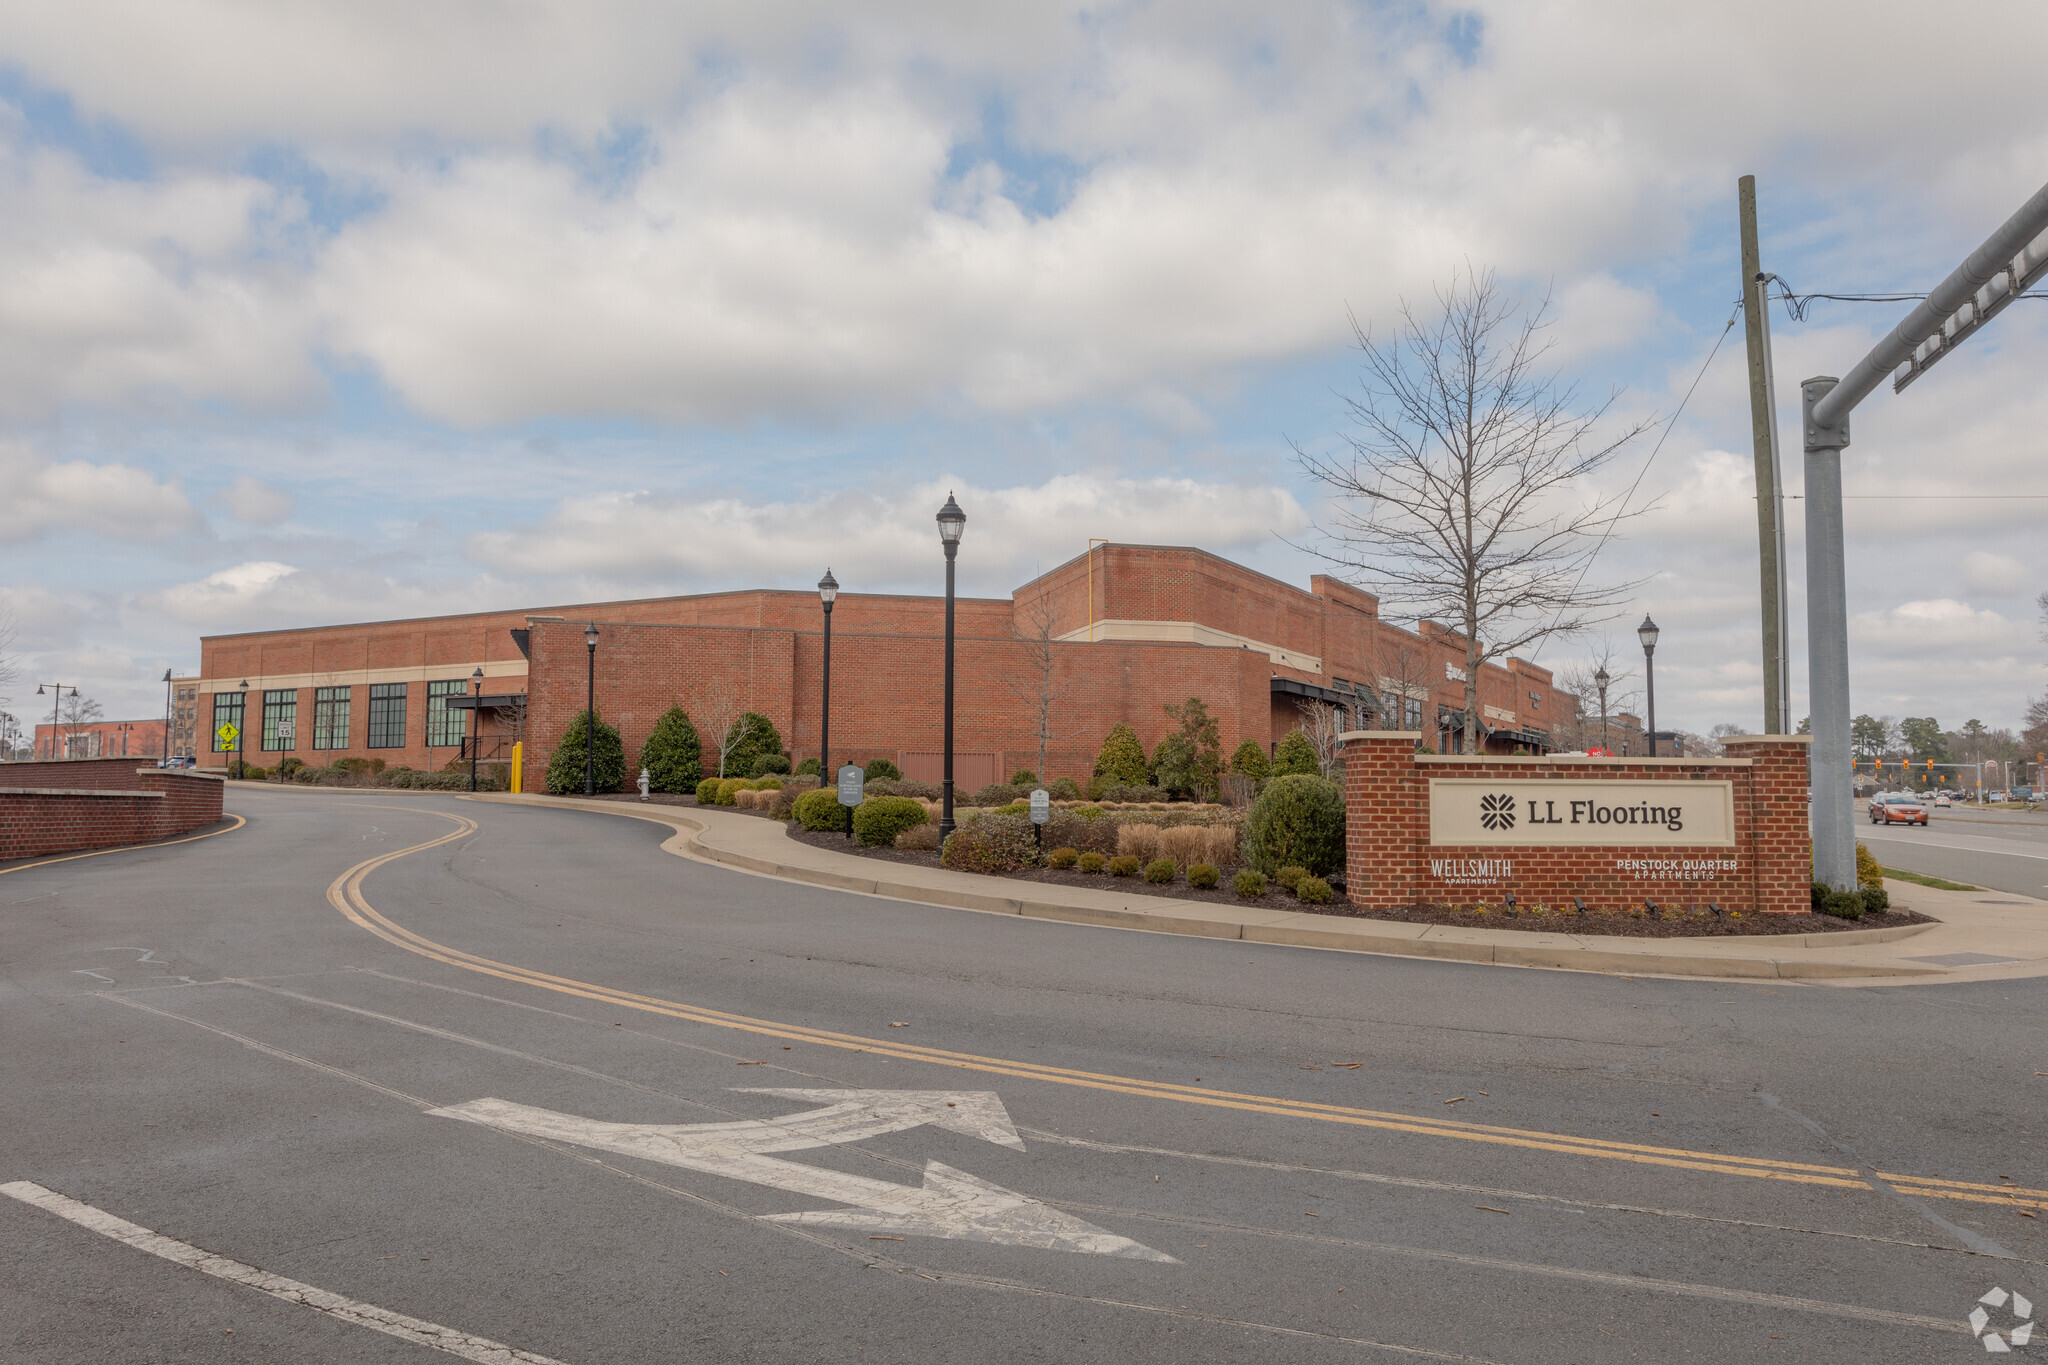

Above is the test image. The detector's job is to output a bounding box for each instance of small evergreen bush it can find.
[1010,768,1039,786]
[276,756,305,777]
[1092,724,1150,785]
[793,788,849,832]
[1229,739,1270,780]
[545,710,626,794]
[1274,864,1310,892]
[1077,852,1107,874]
[640,706,704,793]
[713,777,750,805]
[695,777,722,803]
[724,711,784,778]
[794,757,821,776]
[970,782,1023,807]
[1244,775,1346,877]
[749,752,791,777]
[1855,841,1884,892]
[1861,886,1890,914]
[863,757,902,782]
[1820,888,1865,920]
[1108,855,1140,877]
[1144,858,1177,884]
[1271,728,1321,777]
[854,795,928,847]
[1233,869,1267,898]
[1047,775,1082,800]
[940,813,1038,873]
[1295,876,1333,905]
[1047,847,1080,869]
[1187,863,1220,890]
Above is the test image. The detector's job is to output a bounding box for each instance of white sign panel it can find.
[1429,778,1735,847]
[1029,788,1050,824]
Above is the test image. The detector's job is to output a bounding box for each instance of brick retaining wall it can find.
[0,760,226,860]
[1341,732,1811,915]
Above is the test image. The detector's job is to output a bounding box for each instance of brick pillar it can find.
[1341,731,1424,909]
[1721,735,1812,915]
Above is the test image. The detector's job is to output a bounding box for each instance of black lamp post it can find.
[468,667,484,792]
[584,623,599,796]
[1593,664,1611,754]
[1637,615,1661,758]
[237,679,249,778]
[35,683,74,759]
[817,569,838,784]
[936,493,966,845]
[161,669,173,762]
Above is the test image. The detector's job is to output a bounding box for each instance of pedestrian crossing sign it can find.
[215,722,239,746]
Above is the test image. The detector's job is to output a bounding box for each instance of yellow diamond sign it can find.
[215,722,240,746]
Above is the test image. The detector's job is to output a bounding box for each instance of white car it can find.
[1930,793,1951,807]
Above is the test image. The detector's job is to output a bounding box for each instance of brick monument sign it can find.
[1341,732,1812,915]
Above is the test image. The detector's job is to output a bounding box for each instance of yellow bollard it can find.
[510,741,523,793]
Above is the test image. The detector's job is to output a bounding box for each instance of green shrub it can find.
[1084,774,1111,800]
[750,752,791,778]
[1099,784,1169,804]
[1042,810,1118,856]
[695,777,723,803]
[1295,876,1333,905]
[1855,841,1884,892]
[1271,728,1320,777]
[1156,697,1223,799]
[794,756,821,776]
[1229,739,1270,780]
[1187,862,1220,890]
[719,711,783,778]
[1861,886,1890,914]
[1047,847,1080,869]
[1245,775,1345,877]
[854,795,929,847]
[546,709,627,794]
[970,782,1024,807]
[1077,852,1107,874]
[754,776,785,791]
[712,777,753,805]
[1144,858,1177,884]
[940,813,1038,873]
[1274,864,1310,892]
[1048,775,1082,800]
[330,756,380,778]
[1233,870,1267,898]
[1819,888,1865,920]
[793,788,849,832]
[1108,855,1140,877]
[234,763,269,780]
[1010,768,1039,786]
[276,756,305,777]
[1093,723,1150,785]
[863,757,902,782]
[638,706,703,793]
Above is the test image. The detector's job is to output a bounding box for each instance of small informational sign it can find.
[1029,788,1050,824]
[836,764,865,806]
[215,722,239,747]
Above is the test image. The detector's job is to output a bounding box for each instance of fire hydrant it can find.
[638,767,651,801]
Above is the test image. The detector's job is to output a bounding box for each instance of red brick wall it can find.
[1341,733,1812,915]
[0,761,225,859]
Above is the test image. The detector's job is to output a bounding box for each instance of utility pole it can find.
[1738,176,1791,735]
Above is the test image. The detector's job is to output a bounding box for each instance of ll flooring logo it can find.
[1478,792,1516,832]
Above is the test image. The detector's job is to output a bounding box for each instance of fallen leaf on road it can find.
[1300,1065,1323,1070]
[890,1022,909,1028]
[1474,1206,1509,1215]
[1444,1097,1466,1104]
[736,1061,764,1065]
[869,1236,904,1241]
[1332,1063,1362,1069]
[1303,1211,1320,1217]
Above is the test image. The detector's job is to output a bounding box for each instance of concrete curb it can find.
[463,792,1949,981]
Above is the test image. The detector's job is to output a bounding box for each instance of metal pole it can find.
[820,599,833,784]
[585,633,596,797]
[939,544,957,844]
[162,670,172,763]
[1644,651,1657,758]
[1739,176,1791,735]
[469,677,481,793]
[1802,376,1855,891]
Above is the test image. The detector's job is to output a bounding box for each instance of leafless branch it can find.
[1001,594,1074,782]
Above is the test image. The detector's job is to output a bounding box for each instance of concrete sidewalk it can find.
[469,793,2048,985]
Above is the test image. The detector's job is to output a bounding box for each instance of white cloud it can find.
[0,440,201,542]
[1965,551,2027,596]
[216,475,295,526]
[136,560,503,633]
[468,471,1310,595]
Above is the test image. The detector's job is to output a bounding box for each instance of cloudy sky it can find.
[2,1,2045,738]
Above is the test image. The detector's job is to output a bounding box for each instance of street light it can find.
[936,493,966,845]
[817,569,838,786]
[1593,665,1611,755]
[584,623,599,797]
[35,683,75,759]
[1636,616,1660,758]
[469,667,484,793]
[161,669,173,763]
[237,679,249,779]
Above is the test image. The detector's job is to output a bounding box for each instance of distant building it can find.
[34,718,169,761]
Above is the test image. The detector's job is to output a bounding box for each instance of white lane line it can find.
[1863,829,2048,861]
[0,1181,570,1365]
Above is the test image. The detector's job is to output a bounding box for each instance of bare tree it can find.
[1297,269,1654,754]
[1001,593,1072,782]
[1294,698,1345,779]
[58,691,103,757]
[0,602,17,713]
[694,675,746,777]
[1554,638,1637,754]
[1369,627,1438,749]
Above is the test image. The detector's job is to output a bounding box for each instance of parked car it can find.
[157,755,197,769]
[1869,792,1927,826]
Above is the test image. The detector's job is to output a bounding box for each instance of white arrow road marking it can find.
[429,1090,1174,1262]
[0,1181,569,1365]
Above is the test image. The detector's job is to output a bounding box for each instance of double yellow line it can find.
[328,810,2048,1218]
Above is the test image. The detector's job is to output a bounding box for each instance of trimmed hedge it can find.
[1187,862,1220,890]
[793,788,849,832]
[854,795,928,847]
[863,757,902,782]
[695,777,722,803]
[1144,858,1176,884]
[1047,847,1080,869]
[1295,876,1333,905]
[1233,869,1267,898]
[1245,775,1345,877]
[1108,855,1140,877]
[940,813,1038,873]
[1077,852,1107,874]
[750,752,791,777]
[546,710,626,794]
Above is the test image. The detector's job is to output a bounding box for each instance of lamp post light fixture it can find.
[1637,615,1661,758]
[584,622,599,797]
[34,682,75,759]
[1593,665,1611,755]
[817,569,838,785]
[237,679,250,779]
[469,667,485,792]
[161,669,173,763]
[936,493,966,845]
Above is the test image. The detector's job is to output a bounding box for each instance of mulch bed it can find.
[584,797,1932,938]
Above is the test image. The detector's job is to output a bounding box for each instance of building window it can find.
[1404,696,1423,730]
[212,692,244,752]
[426,679,468,747]
[368,683,407,749]
[261,689,297,751]
[314,687,351,750]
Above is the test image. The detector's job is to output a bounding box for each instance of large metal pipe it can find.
[1801,377,1854,892]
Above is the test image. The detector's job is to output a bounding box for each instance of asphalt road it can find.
[1860,802,2048,899]
[4,787,2046,1365]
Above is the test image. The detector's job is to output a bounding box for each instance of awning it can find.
[443,693,526,710]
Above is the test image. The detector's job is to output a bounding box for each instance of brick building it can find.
[32,717,169,761]
[190,544,1574,790]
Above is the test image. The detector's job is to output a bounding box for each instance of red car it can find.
[1868,793,1927,826]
